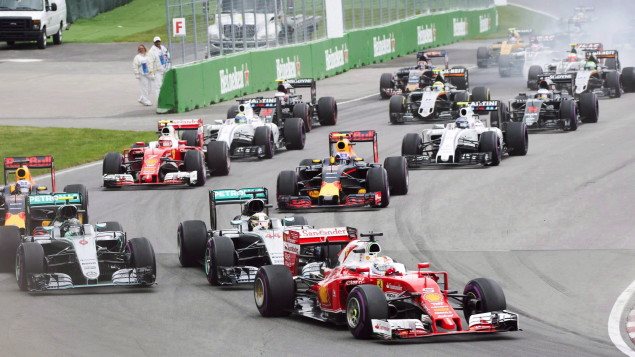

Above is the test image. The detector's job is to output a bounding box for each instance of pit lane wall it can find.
[157,7,497,113]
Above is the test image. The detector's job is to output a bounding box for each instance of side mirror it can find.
[283,217,295,224]
[37,186,47,192]
[95,223,107,230]
[134,141,145,147]
[353,248,365,254]
[51,3,57,11]
[329,156,335,165]
[230,219,242,226]
[214,119,223,124]
[417,262,430,269]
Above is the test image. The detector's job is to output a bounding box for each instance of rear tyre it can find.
[63,184,89,223]
[559,99,578,131]
[389,95,406,124]
[489,102,508,128]
[226,105,239,119]
[463,278,507,321]
[449,72,468,90]
[453,91,469,103]
[254,126,274,159]
[621,67,635,92]
[317,96,338,126]
[292,102,312,132]
[579,92,599,123]
[181,129,198,147]
[383,156,408,195]
[177,220,208,267]
[347,285,389,339]
[606,71,621,98]
[367,167,390,208]
[184,151,206,186]
[605,58,618,70]
[380,73,393,99]
[0,226,21,272]
[479,131,501,166]
[471,86,490,102]
[96,221,123,232]
[527,65,542,90]
[16,242,45,291]
[205,236,236,286]
[206,141,230,176]
[505,122,528,156]
[476,47,489,68]
[401,133,422,156]
[276,170,298,196]
[283,117,306,150]
[127,237,156,285]
[254,265,295,317]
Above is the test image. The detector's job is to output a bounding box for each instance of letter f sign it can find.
[173,18,186,37]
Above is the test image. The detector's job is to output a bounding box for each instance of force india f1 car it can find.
[401,101,528,167]
[506,74,599,131]
[177,187,313,286]
[254,232,519,340]
[276,130,409,210]
[2,199,156,292]
[102,119,230,188]
[227,78,337,132]
[389,70,490,124]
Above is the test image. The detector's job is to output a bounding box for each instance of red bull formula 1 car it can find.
[276,130,408,209]
[254,232,519,340]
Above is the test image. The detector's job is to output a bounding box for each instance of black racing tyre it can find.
[463,278,507,321]
[206,141,230,176]
[498,55,511,77]
[36,28,46,49]
[16,242,45,291]
[380,73,394,99]
[276,170,298,196]
[64,183,89,210]
[449,73,468,91]
[226,105,240,119]
[389,95,406,124]
[0,226,21,272]
[367,167,390,208]
[347,285,389,339]
[181,129,199,147]
[479,131,501,166]
[53,24,62,45]
[299,158,315,167]
[505,122,528,156]
[605,58,618,70]
[254,126,274,159]
[606,71,621,98]
[527,65,543,90]
[471,86,491,102]
[579,92,599,123]
[383,156,408,195]
[292,102,312,132]
[184,150,206,186]
[103,152,124,175]
[621,67,635,93]
[96,221,123,232]
[127,237,156,285]
[489,102,508,128]
[177,220,208,267]
[401,133,422,156]
[317,96,338,126]
[476,47,489,68]
[254,265,295,317]
[283,117,306,150]
[205,235,236,286]
[559,99,577,131]
[453,91,470,103]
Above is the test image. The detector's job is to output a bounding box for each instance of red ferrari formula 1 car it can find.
[276,130,408,209]
[254,232,518,340]
[102,119,230,188]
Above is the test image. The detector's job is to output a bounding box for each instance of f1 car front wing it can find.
[404,152,491,168]
[26,267,155,292]
[277,192,381,210]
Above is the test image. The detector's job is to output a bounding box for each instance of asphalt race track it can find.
[2,38,635,357]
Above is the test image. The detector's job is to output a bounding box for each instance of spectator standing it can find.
[132,44,155,106]
[149,36,171,101]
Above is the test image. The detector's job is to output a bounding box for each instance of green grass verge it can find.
[64,0,166,43]
[474,5,560,40]
[0,126,156,179]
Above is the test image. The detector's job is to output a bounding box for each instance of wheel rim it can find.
[15,249,22,283]
[254,277,265,307]
[204,246,211,275]
[347,297,361,328]
[177,230,182,260]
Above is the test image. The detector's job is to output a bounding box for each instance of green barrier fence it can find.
[67,0,132,22]
[157,7,497,114]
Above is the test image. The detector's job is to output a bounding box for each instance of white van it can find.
[0,0,68,49]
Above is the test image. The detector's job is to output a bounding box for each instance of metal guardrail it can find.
[166,0,495,65]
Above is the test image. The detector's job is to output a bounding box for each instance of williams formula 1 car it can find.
[254,232,519,340]
[401,101,528,167]
[276,130,408,209]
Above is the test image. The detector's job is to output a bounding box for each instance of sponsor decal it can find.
[373,321,391,332]
[325,44,349,71]
[79,239,88,246]
[424,292,443,303]
[376,279,384,289]
[479,15,491,33]
[275,56,301,80]
[453,18,468,37]
[145,155,159,167]
[219,64,250,94]
[417,24,436,46]
[297,227,348,238]
[283,242,300,254]
[386,283,402,291]
[318,285,330,304]
[373,34,396,58]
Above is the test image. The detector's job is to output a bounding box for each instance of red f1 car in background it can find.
[102,119,230,188]
[254,232,519,340]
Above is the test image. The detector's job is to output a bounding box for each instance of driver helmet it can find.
[158,136,173,148]
[536,88,550,100]
[235,113,247,124]
[455,117,470,129]
[371,256,396,275]
[416,60,429,69]
[584,61,597,70]
[432,81,444,91]
[16,179,31,194]
[249,212,271,231]
[276,83,287,94]
[61,218,82,237]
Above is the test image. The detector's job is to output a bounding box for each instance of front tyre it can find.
[184,150,206,186]
[383,156,408,195]
[463,278,507,321]
[177,220,208,267]
[16,242,45,291]
[254,265,295,317]
[205,236,235,286]
[127,237,156,286]
[347,285,389,339]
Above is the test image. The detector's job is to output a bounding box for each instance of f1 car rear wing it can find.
[576,43,603,52]
[283,226,358,275]
[442,68,467,77]
[284,78,315,88]
[3,156,56,191]
[328,130,379,163]
[539,73,575,83]
[25,192,87,231]
[574,6,594,11]
[239,97,278,109]
[208,187,269,230]
[587,50,619,59]
[457,101,499,112]
[157,119,203,131]
[417,50,449,69]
